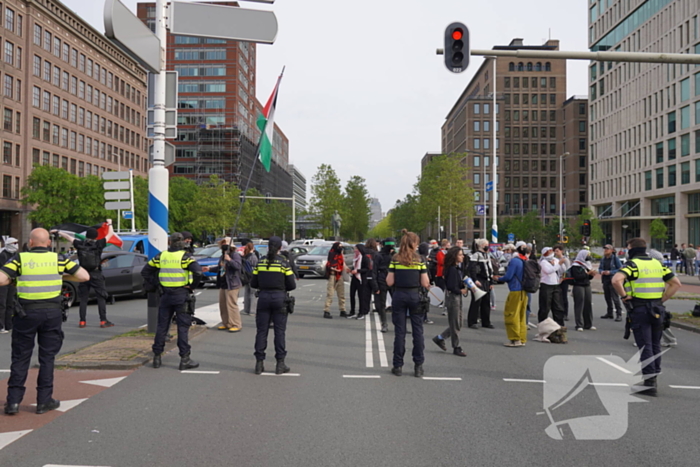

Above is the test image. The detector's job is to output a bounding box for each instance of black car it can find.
[62,251,149,307]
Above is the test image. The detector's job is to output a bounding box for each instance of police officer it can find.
[387,229,430,377]
[142,233,203,370]
[1,228,89,415]
[612,237,681,396]
[251,236,296,375]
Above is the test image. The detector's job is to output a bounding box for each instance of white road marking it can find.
[422,377,463,381]
[365,314,373,367]
[0,369,9,373]
[43,465,111,467]
[596,357,633,374]
[589,383,629,387]
[31,399,88,412]
[138,324,147,329]
[343,375,381,379]
[260,373,300,377]
[303,284,314,287]
[669,385,700,389]
[503,379,546,383]
[192,303,223,328]
[373,313,388,367]
[0,430,32,451]
[79,376,127,388]
[180,370,220,374]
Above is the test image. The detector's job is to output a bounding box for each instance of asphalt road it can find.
[1,279,699,466]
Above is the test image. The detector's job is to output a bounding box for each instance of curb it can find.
[56,325,208,370]
[670,320,700,334]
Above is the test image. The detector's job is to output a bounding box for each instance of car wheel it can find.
[62,282,77,308]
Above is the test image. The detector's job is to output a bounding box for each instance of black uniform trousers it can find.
[467,282,492,327]
[7,307,63,405]
[537,283,565,326]
[349,276,361,313]
[629,300,664,377]
[78,270,108,322]
[152,291,191,357]
[374,283,388,326]
[254,290,288,361]
[0,283,16,331]
[391,289,424,368]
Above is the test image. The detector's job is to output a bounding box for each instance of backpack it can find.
[240,254,254,286]
[76,240,101,272]
[518,257,541,293]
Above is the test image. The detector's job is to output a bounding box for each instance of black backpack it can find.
[517,257,541,293]
[76,240,101,272]
[241,254,253,286]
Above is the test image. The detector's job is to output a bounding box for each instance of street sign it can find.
[149,142,176,167]
[103,181,130,190]
[169,1,278,44]
[147,71,178,139]
[508,233,515,242]
[476,205,485,215]
[101,171,131,180]
[123,211,134,220]
[486,181,493,192]
[104,0,161,73]
[105,201,132,210]
[104,191,131,201]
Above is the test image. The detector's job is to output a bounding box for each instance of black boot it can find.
[153,354,162,368]
[414,364,424,378]
[323,312,333,319]
[255,360,265,375]
[275,359,290,375]
[179,353,199,371]
[633,376,658,396]
[391,367,402,376]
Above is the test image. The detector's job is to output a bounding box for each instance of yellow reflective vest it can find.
[16,252,63,301]
[620,257,669,300]
[152,250,191,288]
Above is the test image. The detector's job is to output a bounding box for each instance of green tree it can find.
[416,154,474,239]
[169,176,200,233]
[340,175,371,241]
[309,164,343,237]
[189,175,238,237]
[390,193,425,234]
[567,207,604,246]
[369,214,393,239]
[650,218,668,243]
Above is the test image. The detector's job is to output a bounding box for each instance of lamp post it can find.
[559,151,570,241]
[491,57,497,244]
[622,224,629,247]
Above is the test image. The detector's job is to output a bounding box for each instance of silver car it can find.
[296,243,354,278]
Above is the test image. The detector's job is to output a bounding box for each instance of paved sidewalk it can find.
[56,324,207,370]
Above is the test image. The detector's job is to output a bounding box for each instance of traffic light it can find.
[444,22,469,73]
[556,234,561,243]
[581,220,591,237]
[563,236,569,244]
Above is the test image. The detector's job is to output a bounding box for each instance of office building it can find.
[369,197,382,228]
[1,0,149,239]
[289,164,306,210]
[589,0,700,249]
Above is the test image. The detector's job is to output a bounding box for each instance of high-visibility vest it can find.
[623,258,666,299]
[16,252,62,300]
[158,251,190,288]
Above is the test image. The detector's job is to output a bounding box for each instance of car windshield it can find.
[308,246,331,256]
[104,240,132,252]
[197,246,222,257]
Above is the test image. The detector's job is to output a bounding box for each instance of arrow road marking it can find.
[0,430,32,451]
[79,377,127,388]
[669,385,700,389]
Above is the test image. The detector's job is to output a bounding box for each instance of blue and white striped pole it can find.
[147,0,169,333]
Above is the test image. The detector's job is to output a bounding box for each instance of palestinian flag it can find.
[52,222,123,248]
[255,68,284,172]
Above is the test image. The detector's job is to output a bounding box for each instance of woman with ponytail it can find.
[386,230,430,377]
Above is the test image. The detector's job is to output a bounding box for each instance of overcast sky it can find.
[64,0,589,213]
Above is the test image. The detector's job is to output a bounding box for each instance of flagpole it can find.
[231,67,285,238]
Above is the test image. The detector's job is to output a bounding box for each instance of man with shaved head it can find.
[0,228,89,415]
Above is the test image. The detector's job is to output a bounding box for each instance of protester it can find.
[0,237,19,334]
[323,242,347,319]
[538,247,565,326]
[496,242,529,347]
[570,250,597,332]
[684,244,696,276]
[466,239,494,329]
[241,240,259,315]
[432,246,467,357]
[347,245,362,318]
[553,244,571,321]
[600,244,623,321]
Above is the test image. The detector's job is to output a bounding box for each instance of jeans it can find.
[602,280,623,317]
[349,277,361,313]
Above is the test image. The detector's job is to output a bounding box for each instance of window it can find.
[4,41,14,66]
[669,138,676,160]
[549,77,556,88]
[474,103,480,114]
[3,142,12,165]
[474,173,480,185]
[682,162,690,184]
[651,196,675,216]
[669,165,677,186]
[484,103,490,114]
[2,175,10,198]
[656,168,664,189]
[474,139,480,149]
[681,77,690,101]
[681,105,690,129]
[645,170,652,190]
[33,55,41,76]
[32,117,40,138]
[579,121,586,132]
[483,121,490,132]
[3,108,13,132]
[5,7,15,32]
[474,121,480,132]
[682,134,690,157]
[34,24,42,46]
[43,121,50,141]
[668,111,676,133]
[656,142,664,163]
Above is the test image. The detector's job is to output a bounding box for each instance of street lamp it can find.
[461,149,491,239]
[559,152,570,241]
[622,224,629,247]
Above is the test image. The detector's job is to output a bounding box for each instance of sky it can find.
[63,0,589,214]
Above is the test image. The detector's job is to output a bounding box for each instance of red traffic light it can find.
[452,29,463,41]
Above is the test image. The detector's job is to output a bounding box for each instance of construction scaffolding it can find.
[194,124,254,185]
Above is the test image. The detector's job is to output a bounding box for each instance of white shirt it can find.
[539,256,559,285]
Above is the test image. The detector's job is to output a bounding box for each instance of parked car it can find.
[195,244,268,285]
[104,234,150,256]
[62,251,148,307]
[295,243,354,278]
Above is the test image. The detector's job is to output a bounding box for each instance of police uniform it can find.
[142,241,202,370]
[389,255,428,376]
[251,242,296,375]
[618,254,674,393]
[1,248,80,414]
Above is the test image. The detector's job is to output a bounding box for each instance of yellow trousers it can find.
[504,291,528,343]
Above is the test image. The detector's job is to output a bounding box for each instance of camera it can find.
[221,244,230,253]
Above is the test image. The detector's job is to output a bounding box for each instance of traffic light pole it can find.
[559,152,569,243]
[470,49,700,65]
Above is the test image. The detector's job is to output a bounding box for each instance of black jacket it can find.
[570,265,592,287]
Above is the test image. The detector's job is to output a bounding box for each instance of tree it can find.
[189,175,238,237]
[650,218,668,244]
[415,154,474,239]
[309,164,343,237]
[567,207,604,246]
[369,214,393,240]
[390,194,425,234]
[340,175,371,241]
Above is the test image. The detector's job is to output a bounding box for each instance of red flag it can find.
[96,222,123,248]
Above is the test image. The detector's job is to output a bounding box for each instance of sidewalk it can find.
[56,324,207,370]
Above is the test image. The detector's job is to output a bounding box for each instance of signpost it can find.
[104,0,279,332]
[508,233,514,243]
[486,181,493,192]
[102,170,134,233]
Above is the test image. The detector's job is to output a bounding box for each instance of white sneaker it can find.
[588,326,597,330]
[0,329,8,334]
[661,341,678,347]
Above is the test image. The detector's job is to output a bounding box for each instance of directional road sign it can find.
[508,233,515,242]
[101,171,131,181]
[104,192,130,201]
[486,181,493,192]
[105,201,132,211]
[169,1,278,44]
[476,205,485,216]
[104,0,161,73]
[123,211,134,220]
[103,181,130,190]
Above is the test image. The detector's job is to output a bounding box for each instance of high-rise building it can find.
[1,0,149,239]
[137,2,292,200]
[369,197,382,228]
[562,96,589,219]
[588,0,700,249]
[289,164,306,210]
[441,39,569,241]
